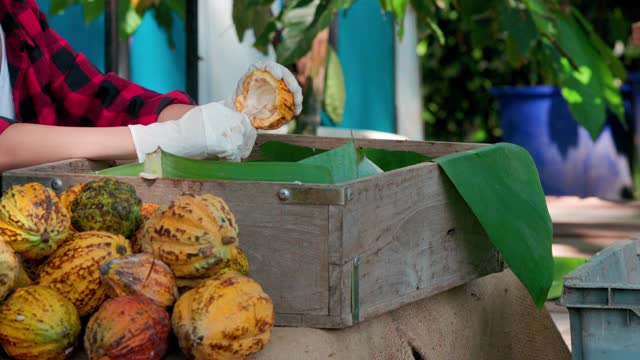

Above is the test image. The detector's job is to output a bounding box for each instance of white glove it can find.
[224,61,304,117]
[128,102,257,163]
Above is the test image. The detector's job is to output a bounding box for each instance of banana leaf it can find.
[299,141,358,183]
[259,141,328,162]
[357,156,385,178]
[139,149,335,183]
[94,162,144,176]
[94,149,334,184]
[261,141,431,172]
[547,256,588,301]
[434,143,554,308]
[359,148,432,171]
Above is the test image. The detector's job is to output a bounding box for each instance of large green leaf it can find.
[360,148,431,172]
[259,141,328,162]
[138,150,334,184]
[434,143,554,308]
[547,256,588,301]
[299,141,358,183]
[323,46,346,125]
[357,156,385,178]
[95,162,144,176]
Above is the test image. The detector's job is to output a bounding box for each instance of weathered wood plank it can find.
[252,133,484,159]
[341,162,500,322]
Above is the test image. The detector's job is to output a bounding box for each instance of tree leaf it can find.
[276,0,355,65]
[434,143,554,308]
[153,3,177,49]
[118,0,143,39]
[323,46,346,125]
[498,1,539,62]
[379,0,410,38]
[50,0,80,15]
[232,0,275,43]
[163,0,186,21]
[80,0,104,25]
[553,11,622,139]
[299,140,358,183]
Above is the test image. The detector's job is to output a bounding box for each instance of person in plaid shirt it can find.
[0,0,303,172]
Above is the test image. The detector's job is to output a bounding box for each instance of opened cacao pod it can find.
[235,69,295,130]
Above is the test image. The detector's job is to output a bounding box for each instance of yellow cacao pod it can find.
[140,194,239,278]
[172,272,274,360]
[0,183,71,259]
[37,231,131,316]
[130,202,160,253]
[100,253,179,308]
[0,285,81,360]
[0,238,19,301]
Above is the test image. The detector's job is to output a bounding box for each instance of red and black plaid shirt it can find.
[0,0,195,134]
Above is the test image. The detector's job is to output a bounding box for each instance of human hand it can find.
[128,102,257,162]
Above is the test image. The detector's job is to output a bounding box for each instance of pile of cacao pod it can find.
[0,178,274,360]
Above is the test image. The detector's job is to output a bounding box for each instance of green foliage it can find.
[233,0,627,142]
[49,0,185,49]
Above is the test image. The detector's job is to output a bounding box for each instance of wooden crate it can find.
[1,134,502,329]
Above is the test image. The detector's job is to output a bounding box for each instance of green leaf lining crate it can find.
[1,134,502,329]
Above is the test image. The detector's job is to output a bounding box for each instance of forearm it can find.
[157,104,195,122]
[0,123,137,173]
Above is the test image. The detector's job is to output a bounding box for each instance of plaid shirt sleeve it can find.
[0,0,196,134]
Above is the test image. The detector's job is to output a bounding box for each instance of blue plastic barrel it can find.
[492,85,635,200]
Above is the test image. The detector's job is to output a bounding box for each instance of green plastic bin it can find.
[560,240,640,359]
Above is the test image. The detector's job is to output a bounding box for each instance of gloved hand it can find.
[223,61,304,118]
[128,102,257,163]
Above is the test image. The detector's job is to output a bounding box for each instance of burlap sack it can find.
[253,269,571,360]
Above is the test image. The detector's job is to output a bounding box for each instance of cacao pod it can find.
[37,231,131,316]
[0,285,80,360]
[130,202,160,253]
[84,296,170,360]
[100,253,178,308]
[235,69,296,130]
[0,238,19,300]
[172,272,274,360]
[0,183,71,259]
[140,193,239,278]
[71,178,142,238]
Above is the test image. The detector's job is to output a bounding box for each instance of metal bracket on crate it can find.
[2,176,64,194]
[351,255,360,323]
[277,186,352,205]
